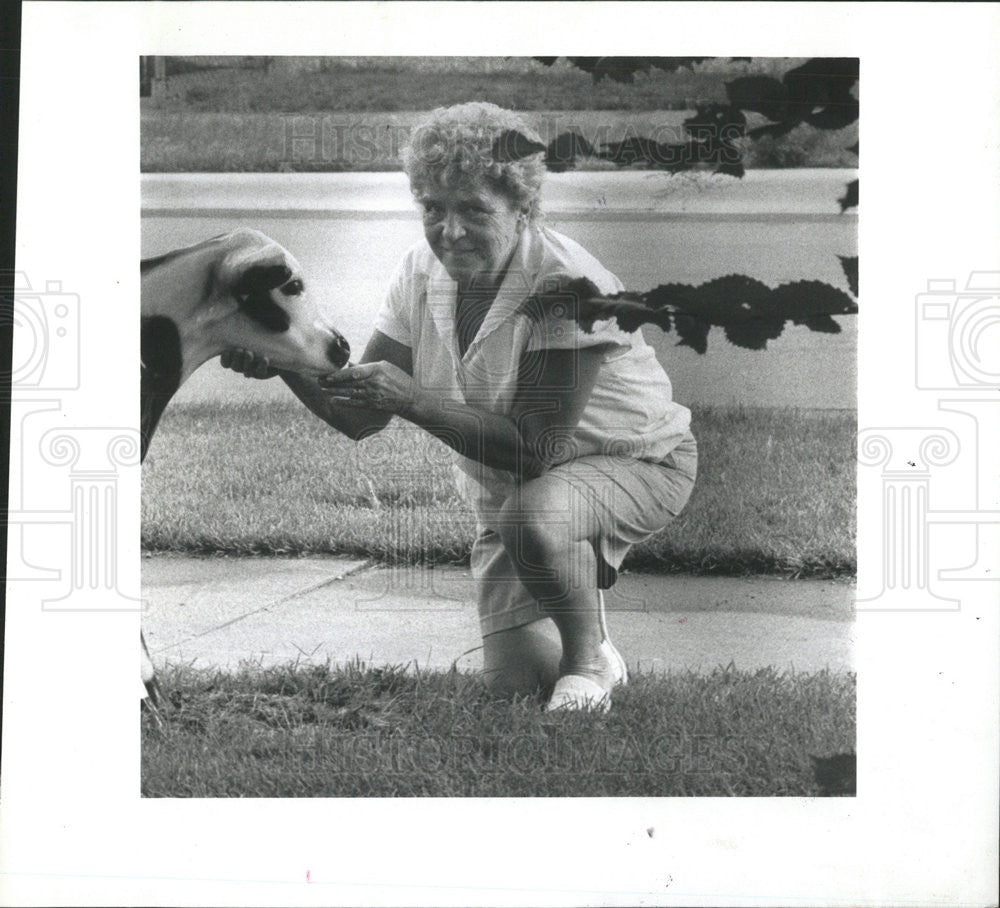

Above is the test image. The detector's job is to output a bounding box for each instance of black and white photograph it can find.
[138,54,858,798]
[2,3,998,906]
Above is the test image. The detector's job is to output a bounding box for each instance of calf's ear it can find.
[213,239,295,332]
[215,235,296,299]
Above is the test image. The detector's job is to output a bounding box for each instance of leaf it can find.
[565,56,602,76]
[798,314,842,333]
[599,136,663,167]
[783,58,859,106]
[673,313,711,354]
[838,256,858,297]
[804,99,860,131]
[567,56,648,84]
[596,116,746,174]
[693,274,774,325]
[715,159,745,179]
[545,133,597,172]
[782,57,859,130]
[640,282,699,324]
[723,320,785,350]
[770,280,858,320]
[726,58,860,143]
[584,297,671,334]
[724,76,789,121]
[684,104,747,138]
[747,120,801,141]
[516,273,857,354]
[599,137,690,171]
[597,57,651,84]
[491,130,546,163]
[648,57,711,74]
[838,179,858,212]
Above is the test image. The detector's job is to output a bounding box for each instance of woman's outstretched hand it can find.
[319,361,416,415]
[220,348,280,379]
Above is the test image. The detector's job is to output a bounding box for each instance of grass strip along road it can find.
[143,55,855,172]
[142,402,855,578]
[143,109,856,173]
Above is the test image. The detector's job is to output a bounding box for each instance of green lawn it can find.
[142,402,856,578]
[141,58,857,172]
[142,661,856,797]
[141,110,856,173]
[149,58,738,113]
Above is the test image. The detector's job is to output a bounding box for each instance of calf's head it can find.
[141,228,350,384]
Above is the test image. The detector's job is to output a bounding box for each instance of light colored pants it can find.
[473,434,697,637]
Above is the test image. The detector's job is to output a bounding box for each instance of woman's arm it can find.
[284,331,412,440]
[510,345,607,452]
[413,346,606,477]
[223,331,412,441]
[322,343,606,478]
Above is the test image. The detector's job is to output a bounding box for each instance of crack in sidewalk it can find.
[149,558,377,652]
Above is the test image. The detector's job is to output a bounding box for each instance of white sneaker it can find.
[545,674,612,713]
[545,591,627,712]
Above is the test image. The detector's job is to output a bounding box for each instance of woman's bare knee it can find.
[481,621,562,696]
[498,480,584,571]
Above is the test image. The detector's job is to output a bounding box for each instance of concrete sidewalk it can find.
[141,554,855,677]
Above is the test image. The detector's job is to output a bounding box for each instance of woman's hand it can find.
[319,361,417,415]
[220,348,280,380]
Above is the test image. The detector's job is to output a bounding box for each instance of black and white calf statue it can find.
[140,229,350,714]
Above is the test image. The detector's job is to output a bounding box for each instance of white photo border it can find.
[4,2,999,906]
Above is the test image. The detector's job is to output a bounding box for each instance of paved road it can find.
[142,555,855,676]
[142,169,857,410]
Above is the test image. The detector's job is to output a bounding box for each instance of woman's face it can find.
[417,181,524,287]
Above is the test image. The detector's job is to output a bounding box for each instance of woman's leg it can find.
[481,620,562,696]
[472,528,562,695]
[490,450,696,704]
[496,472,617,692]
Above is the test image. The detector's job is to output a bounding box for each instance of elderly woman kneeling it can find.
[224,102,696,711]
